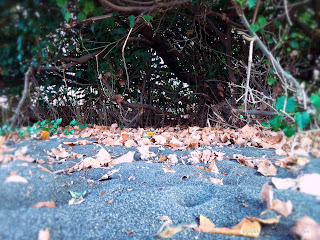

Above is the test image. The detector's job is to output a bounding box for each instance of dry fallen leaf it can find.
[138,145,156,160]
[38,228,50,240]
[167,154,178,164]
[4,175,28,183]
[284,156,309,166]
[206,160,219,173]
[156,223,197,238]
[271,199,293,217]
[292,216,320,240]
[208,177,223,185]
[199,214,261,238]
[162,168,176,173]
[96,147,111,163]
[99,168,120,181]
[32,201,56,208]
[51,148,70,159]
[257,161,277,176]
[110,151,135,166]
[261,182,273,214]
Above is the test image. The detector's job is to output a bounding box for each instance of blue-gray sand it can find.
[0,137,319,239]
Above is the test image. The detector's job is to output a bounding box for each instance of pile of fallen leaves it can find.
[12,123,320,156]
[1,124,320,239]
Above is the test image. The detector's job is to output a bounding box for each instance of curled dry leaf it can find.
[156,223,197,238]
[32,201,56,208]
[261,182,273,213]
[208,177,223,185]
[96,147,111,163]
[99,168,120,181]
[124,139,136,148]
[206,160,219,173]
[292,216,320,240]
[271,199,293,217]
[162,168,176,173]
[240,125,254,140]
[138,145,156,160]
[167,154,178,164]
[262,134,283,145]
[51,148,70,159]
[37,228,50,240]
[153,135,167,145]
[257,161,277,176]
[110,151,135,166]
[284,156,309,166]
[4,175,28,183]
[199,214,261,238]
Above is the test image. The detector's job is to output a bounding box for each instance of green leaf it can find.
[18,129,26,137]
[257,16,266,27]
[56,0,66,8]
[56,118,62,124]
[273,20,281,28]
[83,1,94,16]
[275,96,285,111]
[267,77,276,85]
[285,97,297,113]
[64,12,71,22]
[78,12,86,21]
[250,24,259,33]
[310,93,320,110]
[275,96,296,113]
[128,15,135,28]
[290,41,299,49]
[268,115,283,131]
[261,122,270,127]
[69,119,78,126]
[294,112,310,130]
[69,190,87,199]
[248,0,257,9]
[283,127,296,137]
[143,14,153,22]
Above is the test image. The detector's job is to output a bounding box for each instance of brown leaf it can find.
[262,135,282,145]
[96,147,111,163]
[32,201,56,208]
[271,199,293,217]
[99,168,120,181]
[240,124,254,140]
[208,177,223,185]
[246,216,281,224]
[260,182,273,213]
[162,168,176,173]
[292,216,320,240]
[4,175,28,183]
[257,161,277,176]
[109,151,135,166]
[51,148,70,159]
[156,223,197,238]
[38,228,50,240]
[138,145,156,160]
[206,160,219,173]
[284,156,309,166]
[199,214,261,238]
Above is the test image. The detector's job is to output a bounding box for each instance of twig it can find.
[241,33,255,119]
[122,27,133,88]
[9,67,33,129]
[284,0,293,26]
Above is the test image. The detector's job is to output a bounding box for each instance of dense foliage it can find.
[0,0,319,131]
